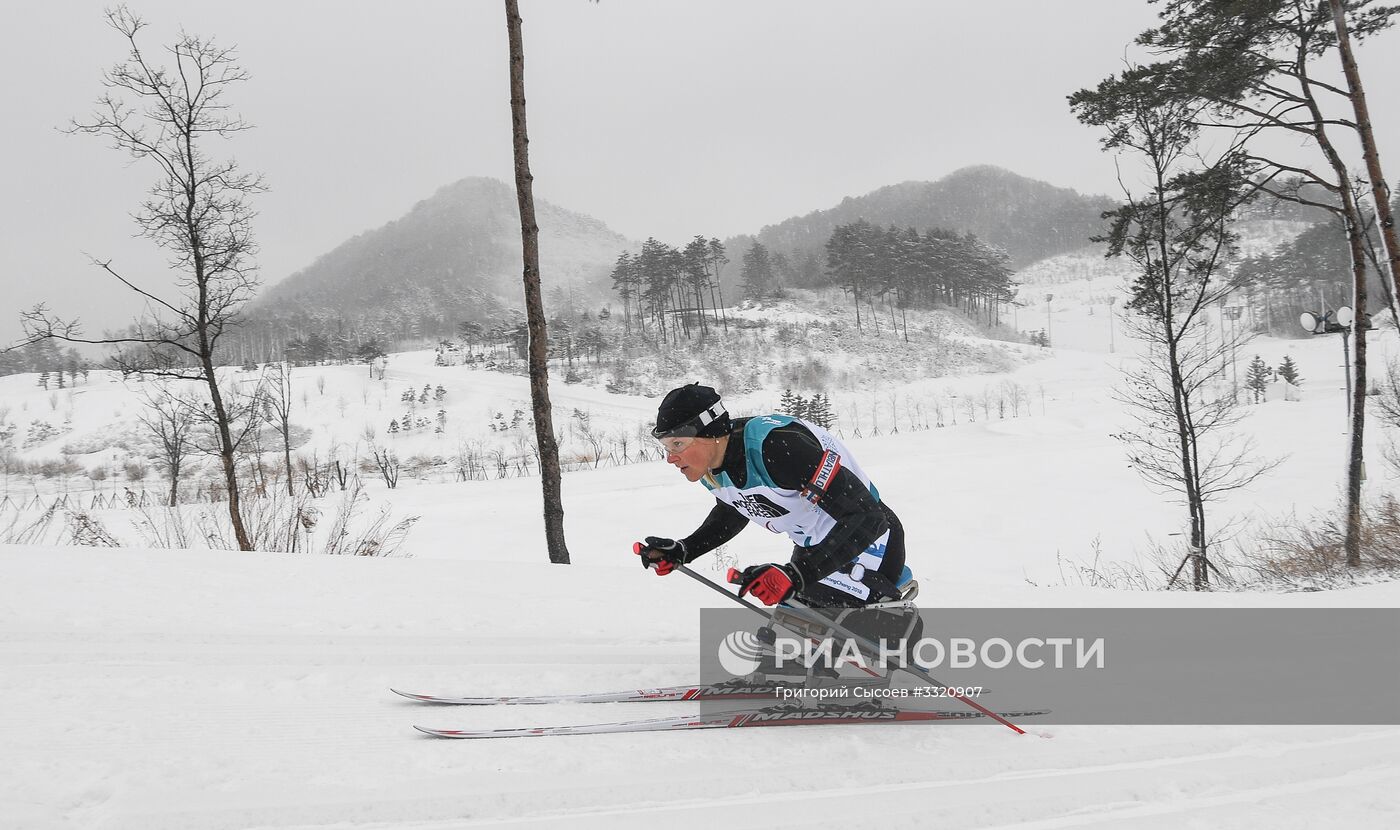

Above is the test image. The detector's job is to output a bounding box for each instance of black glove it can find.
[633,537,688,576]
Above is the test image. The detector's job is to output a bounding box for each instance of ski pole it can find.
[633,543,776,618]
[676,564,1027,735]
[674,562,774,617]
[673,563,886,680]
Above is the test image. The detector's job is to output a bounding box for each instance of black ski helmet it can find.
[652,382,730,439]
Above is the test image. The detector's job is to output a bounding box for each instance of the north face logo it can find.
[733,493,790,520]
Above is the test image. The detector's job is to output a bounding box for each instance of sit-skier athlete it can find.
[634,383,920,683]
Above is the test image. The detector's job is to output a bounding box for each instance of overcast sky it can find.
[4,1,1398,344]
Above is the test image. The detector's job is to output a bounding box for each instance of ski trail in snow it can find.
[411,730,1399,829]
[107,728,1398,830]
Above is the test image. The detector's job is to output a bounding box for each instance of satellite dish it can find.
[1300,311,1319,333]
[1336,306,1354,327]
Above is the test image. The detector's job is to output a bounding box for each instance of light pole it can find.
[1223,305,1244,400]
[1300,306,1361,422]
[1217,300,1228,378]
[1044,293,1053,346]
[1108,297,1117,353]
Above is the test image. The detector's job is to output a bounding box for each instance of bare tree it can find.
[1072,81,1281,588]
[504,0,570,564]
[1122,0,1399,566]
[134,384,196,507]
[23,7,264,549]
[1376,359,1400,472]
[262,362,295,496]
[370,445,401,490]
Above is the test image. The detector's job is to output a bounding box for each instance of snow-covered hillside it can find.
[4,235,1400,828]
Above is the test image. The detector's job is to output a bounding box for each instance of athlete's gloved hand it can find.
[633,537,687,576]
[730,563,799,605]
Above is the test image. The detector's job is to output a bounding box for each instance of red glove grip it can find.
[738,565,795,606]
[633,541,676,576]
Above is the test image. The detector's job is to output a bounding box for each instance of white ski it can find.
[414,704,1050,739]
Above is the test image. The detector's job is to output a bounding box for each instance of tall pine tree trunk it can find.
[1329,0,1400,323]
[1301,57,1371,569]
[505,0,569,564]
[1341,190,1370,569]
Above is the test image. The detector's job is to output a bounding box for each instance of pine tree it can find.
[825,220,877,331]
[740,242,776,300]
[708,238,730,334]
[1246,355,1271,403]
[609,250,641,333]
[682,235,716,335]
[1277,355,1302,386]
[809,394,835,429]
[779,389,798,415]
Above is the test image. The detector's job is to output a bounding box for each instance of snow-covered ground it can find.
[4,542,1399,830]
[4,259,1400,827]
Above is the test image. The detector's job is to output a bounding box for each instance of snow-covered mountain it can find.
[224,168,1117,361]
[244,177,634,343]
[730,166,1119,272]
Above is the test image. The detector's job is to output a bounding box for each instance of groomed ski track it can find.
[4,545,1398,829]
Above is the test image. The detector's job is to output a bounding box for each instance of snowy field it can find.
[4,286,1400,827]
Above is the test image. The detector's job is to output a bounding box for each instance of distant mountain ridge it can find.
[228,168,1116,362]
[732,166,1118,271]
[248,177,632,338]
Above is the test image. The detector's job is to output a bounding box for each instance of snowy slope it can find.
[5,230,1400,827]
[3,542,1398,830]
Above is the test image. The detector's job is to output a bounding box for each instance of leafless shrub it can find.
[330,457,352,491]
[321,479,416,557]
[1047,536,1164,591]
[129,504,196,549]
[1,500,121,547]
[296,451,330,498]
[238,488,317,552]
[127,479,412,556]
[1,503,63,545]
[369,446,400,489]
[1052,503,1400,594]
[1245,497,1400,588]
[65,510,120,547]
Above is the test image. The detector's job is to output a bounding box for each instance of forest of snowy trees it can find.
[605,221,1017,341]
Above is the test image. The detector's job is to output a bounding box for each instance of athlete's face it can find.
[662,436,723,482]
